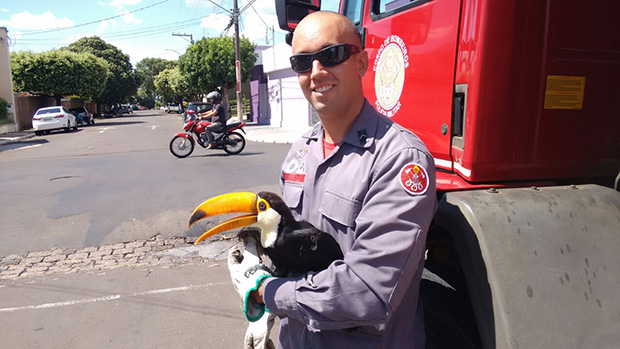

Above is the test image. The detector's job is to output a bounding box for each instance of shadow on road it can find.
[93,120,146,127]
[0,138,49,152]
[185,151,266,158]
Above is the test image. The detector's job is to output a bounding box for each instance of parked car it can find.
[32,106,78,136]
[167,104,181,114]
[131,104,140,110]
[121,104,133,114]
[69,107,95,125]
[183,102,213,121]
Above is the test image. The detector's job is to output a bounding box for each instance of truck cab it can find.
[276,0,620,347]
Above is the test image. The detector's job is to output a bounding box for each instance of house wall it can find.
[0,27,17,132]
[260,42,313,132]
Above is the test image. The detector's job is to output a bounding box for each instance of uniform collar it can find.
[341,100,377,149]
[301,99,377,149]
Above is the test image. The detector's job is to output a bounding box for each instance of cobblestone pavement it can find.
[0,235,235,281]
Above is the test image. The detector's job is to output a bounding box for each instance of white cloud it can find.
[184,0,218,8]
[0,9,9,13]
[119,11,142,25]
[0,11,74,31]
[109,0,143,9]
[200,13,233,34]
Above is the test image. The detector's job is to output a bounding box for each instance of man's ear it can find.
[358,50,369,78]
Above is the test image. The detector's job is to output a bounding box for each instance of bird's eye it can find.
[258,200,269,212]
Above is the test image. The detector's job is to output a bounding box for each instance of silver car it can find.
[69,107,95,125]
[32,106,78,136]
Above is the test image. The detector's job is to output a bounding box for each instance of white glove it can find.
[244,312,276,349]
[228,236,272,322]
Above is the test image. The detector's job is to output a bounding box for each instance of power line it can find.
[19,0,172,36]
[17,16,205,42]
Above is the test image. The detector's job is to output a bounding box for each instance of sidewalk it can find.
[241,122,307,144]
[0,131,34,146]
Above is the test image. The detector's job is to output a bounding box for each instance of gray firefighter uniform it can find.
[262,100,438,348]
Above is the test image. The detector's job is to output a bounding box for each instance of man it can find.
[230,11,437,348]
[198,90,227,148]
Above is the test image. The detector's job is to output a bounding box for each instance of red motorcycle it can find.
[169,115,246,158]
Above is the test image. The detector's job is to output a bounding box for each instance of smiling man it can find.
[228,11,438,348]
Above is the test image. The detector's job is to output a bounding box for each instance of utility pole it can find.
[233,0,243,121]
[172,32,193,44]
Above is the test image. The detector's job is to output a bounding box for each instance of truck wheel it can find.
[421,264,482,349]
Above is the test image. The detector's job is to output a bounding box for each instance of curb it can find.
[0,133,35,146]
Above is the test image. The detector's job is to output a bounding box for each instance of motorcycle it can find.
[169,114,247,158]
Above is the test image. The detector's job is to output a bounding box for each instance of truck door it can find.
[344,0,461,171]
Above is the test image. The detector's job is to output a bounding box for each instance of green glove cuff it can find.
[244,274,272,322]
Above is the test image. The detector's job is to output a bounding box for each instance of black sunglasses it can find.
[290,44,361,73]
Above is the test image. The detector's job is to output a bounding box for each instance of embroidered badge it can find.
[399,163,429,195]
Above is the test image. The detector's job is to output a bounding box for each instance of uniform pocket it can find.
[283,183,303,210]
[320,190,362,227]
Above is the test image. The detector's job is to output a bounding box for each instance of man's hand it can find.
[244,312,276,349]
[228,236,272,322]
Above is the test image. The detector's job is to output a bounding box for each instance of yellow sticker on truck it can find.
[544,75,586,110]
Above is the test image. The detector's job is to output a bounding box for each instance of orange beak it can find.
[189,192,259,245]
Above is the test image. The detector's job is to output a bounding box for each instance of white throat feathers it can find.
[255,208,281,248]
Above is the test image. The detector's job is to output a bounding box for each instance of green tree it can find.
[10,50,109,105]
[154,67,189,104]
[178,36,257,106]
[66,36,139,105]
[136,57,177,108]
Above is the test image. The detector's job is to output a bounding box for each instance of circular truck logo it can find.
[374,35,409,117]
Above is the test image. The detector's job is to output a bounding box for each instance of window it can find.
[373,0,430,17]
[343,0,364,26]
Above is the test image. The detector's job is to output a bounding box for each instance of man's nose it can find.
[310,59,328,79]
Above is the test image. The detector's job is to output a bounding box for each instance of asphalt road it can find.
[0,109,287,348]
[0,109,290,257]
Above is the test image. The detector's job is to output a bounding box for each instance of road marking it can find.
[98,127,115,134]
[150,126,159,130]
[0,282,228,313]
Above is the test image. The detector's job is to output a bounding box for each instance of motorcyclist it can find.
[198,91,227,149]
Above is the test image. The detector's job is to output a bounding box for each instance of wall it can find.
[260,42,313,132]
[15,95,55,131]
[0,27,17,133]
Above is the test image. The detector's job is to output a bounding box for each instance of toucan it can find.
[188,191,343,277]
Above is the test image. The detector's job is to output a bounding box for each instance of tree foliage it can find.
[154,67,189,104]
[179,36,257,100]
[135,57,177,108]
[66,36,139,104]
[10,49,109,104]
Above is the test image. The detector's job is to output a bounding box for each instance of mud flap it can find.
[435,184,620,348]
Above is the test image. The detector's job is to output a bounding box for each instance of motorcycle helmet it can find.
[207,91,222,104]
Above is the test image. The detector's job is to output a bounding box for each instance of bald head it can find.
[292,11,361,50]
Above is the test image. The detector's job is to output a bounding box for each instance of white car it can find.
[32,106,78,136]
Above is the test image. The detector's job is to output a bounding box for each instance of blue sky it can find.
[0,0,296,66]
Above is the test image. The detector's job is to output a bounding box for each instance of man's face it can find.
[291,16,367,118]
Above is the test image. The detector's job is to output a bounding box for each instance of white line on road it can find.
[0,282,228,313]
[150,126,159,130]
[98,127,115,134]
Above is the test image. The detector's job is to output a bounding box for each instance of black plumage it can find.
[242,191,343,277]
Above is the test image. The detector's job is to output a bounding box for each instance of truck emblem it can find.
[374,35,409,118]
[399,163,429,195]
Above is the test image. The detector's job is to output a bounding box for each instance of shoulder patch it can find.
[399,163,429,195]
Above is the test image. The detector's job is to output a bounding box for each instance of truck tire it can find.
[421,264,482,349]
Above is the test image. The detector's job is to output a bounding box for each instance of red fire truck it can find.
[276,0,620,347]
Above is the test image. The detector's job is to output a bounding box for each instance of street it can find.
[0,109,289,348]
[0,109,290,256]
